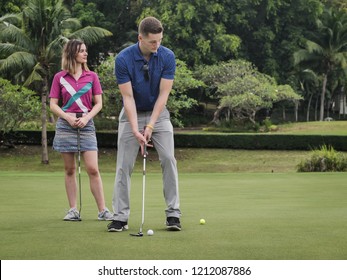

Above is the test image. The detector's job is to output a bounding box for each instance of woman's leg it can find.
[82,150,106,212]
[61,152,78,209]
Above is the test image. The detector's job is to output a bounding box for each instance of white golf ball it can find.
[147,229,154,236]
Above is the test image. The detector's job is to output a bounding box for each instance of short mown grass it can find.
[1,170,346,260]
[0,145,312,173]
[1,144,346,260]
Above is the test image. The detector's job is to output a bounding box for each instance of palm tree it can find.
[294,7,347,121]
[298,69,320,121]
[0,0,112,164]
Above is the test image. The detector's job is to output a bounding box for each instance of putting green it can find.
[0,171,346,260]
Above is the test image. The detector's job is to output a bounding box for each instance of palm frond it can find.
[0,43,28,57]
[0,52,36,74]
[23,63,44,87]
[61,18,81,32]
[306,40,324,54]
[45,36,68,61]
[0,13,22,25]
[69,26,112,45]
[293,49,310,65]
[0,22,34,51]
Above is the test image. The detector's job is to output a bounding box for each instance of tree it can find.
[224,0,324,84]
[0,0,112,163]
[168,59,204,127]
[69,0,145,63]
[0,0,25,15]
[294,7,347,121]
[140,0,241,66]
[196,60,302,126]
[298,69,320,121]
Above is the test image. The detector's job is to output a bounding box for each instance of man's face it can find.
[139,32,163,53]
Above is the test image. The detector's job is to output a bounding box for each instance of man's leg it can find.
[151,108,181,218]
[112,109,139,221]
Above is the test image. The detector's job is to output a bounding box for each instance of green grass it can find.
[1,171,346,260]
[1,144,347,260]
[176,120,347,135]
[272,120,347,135]
[0,145,314,173]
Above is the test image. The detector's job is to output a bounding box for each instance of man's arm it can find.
[144,78,174,140]
[119,82,147,147]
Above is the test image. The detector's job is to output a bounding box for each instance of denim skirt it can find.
[52,118,98,152]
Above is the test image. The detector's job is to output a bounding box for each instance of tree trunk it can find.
[319,73,328,121]
[282,106,286,121]
[294,100,299,122]
[41,77,49,164]
[212,106,222,124]
[306,91,313,122]
[340,87,346,117]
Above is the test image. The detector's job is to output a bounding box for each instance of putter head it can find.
[130,232,143,237]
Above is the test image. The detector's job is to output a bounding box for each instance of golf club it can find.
[76,112,83,221]
[130,144,148,237]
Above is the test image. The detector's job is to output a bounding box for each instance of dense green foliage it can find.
[0,78,40,134]
[1,0,347,133]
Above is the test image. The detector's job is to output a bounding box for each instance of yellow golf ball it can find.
[200,218,206,225]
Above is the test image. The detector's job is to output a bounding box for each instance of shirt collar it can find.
[134,42,159,61]
[61,69,90,77]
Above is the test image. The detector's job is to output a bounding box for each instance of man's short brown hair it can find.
[138,16,163,36]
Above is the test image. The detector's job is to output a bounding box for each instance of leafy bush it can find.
[297,145,347,172]
[0,78,41,133]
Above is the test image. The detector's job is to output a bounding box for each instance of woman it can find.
[49,39,113,221]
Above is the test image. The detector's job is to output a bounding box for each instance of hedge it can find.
[1,130,347,151]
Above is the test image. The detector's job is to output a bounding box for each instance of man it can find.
[108,17,181,232]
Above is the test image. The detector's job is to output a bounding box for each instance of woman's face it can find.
[75,44,88,64]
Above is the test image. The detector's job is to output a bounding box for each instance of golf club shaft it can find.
[140,144,147,233]
[76,112,83,217]
[77,127,82,216]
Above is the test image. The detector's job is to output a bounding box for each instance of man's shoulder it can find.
[117,44,137,58]
[157,46,175,61]
[158,45,174,56]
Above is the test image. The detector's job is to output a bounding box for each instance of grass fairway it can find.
[1,171,346,260]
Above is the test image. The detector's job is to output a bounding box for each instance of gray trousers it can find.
[112,107,181,222]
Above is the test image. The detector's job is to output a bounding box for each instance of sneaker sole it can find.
[98,217,114,221]
[64,218,82,221]
[166,225,181,231]
[108,226,128,232]
[108,228,123,232]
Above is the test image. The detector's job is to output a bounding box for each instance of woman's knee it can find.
[86,166,100,177]
[65,166,76,176]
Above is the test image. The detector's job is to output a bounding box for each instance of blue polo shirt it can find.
[115,42,176,111]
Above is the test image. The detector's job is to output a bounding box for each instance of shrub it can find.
[0,78,41,133]
[297,145,347,172]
